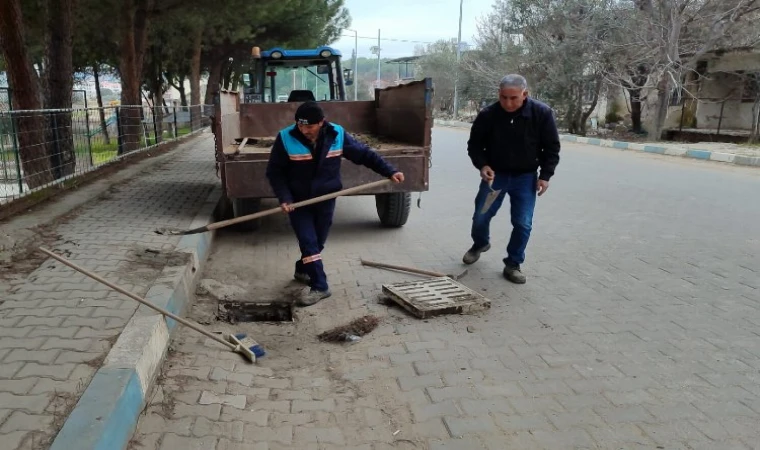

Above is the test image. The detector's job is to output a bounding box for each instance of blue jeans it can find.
[471,172,537,267]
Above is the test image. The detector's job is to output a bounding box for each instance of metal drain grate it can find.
[382,277,491,319]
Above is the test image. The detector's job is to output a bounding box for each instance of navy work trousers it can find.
[289,199,336,291]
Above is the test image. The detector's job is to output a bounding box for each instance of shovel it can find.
[479,179,501,214]
[156,179,393,236]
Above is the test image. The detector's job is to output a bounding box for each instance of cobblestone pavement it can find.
[130,127,759,450]
[0,132,217,449]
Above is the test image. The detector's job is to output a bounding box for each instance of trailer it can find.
[212,46,433,230]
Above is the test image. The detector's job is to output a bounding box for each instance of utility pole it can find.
[453,0,463,119]
[347,28,358,100]
[376,29,381,83]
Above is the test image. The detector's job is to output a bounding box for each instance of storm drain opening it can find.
[218,300,294,323]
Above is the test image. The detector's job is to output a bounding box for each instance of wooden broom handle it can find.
[207,178,394,231]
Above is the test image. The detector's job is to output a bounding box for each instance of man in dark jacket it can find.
[266,101,404,306]
[463,74,560,284]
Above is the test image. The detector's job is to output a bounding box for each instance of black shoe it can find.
[503,264,526,284]
[463,244,490,265]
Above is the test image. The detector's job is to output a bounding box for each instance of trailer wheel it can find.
[375,192,411,227]
[231,198,262,231]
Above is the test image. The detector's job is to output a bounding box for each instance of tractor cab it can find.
[242,46,354,104]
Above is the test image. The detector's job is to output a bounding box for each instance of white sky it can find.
[330,0,495,59]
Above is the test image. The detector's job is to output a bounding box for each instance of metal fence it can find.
[0,103,213,204]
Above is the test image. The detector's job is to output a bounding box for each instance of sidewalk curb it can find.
[434,119,760,168]
[48,186,221,450]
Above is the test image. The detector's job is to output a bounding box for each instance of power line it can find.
[341,34,434,44]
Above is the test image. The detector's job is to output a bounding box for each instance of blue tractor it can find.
[243,46,354,104]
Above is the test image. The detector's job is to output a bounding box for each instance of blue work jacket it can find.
[265,122,397,204]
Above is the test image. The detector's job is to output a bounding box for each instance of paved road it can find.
[130,127,760,450]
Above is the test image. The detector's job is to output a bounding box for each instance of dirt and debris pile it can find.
[249,138,276,148]
[317,315,380,342]
[353,133,397,150]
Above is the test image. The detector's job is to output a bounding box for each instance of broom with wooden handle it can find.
[155,178,394,236]
[38,247,264,363]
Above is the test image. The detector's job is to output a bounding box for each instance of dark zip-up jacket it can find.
[467,97,561,181]
[266,122,397,204]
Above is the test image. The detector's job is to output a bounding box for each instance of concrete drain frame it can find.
[382,277,491,319]
[218,299,295,324]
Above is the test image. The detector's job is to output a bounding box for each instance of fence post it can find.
[173,106,178,139]
[8,100,23,194]
[116,107,124,155]
[83,95,93,166]
[152,106,159,145]
[717,100,725,135]
[52,113,62,179]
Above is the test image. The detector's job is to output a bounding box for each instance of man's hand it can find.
[537,179,549,196]
[280,203,295,213]
[390,172,405,183]
[480,165,495,182]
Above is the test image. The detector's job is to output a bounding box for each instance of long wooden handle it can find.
[360,258,446,278]
[207,178,394,232]
[38,248,236,350]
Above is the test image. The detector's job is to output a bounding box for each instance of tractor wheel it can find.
[231,197,262,231]
[375,192,411,228]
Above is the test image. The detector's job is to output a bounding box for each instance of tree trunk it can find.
[177,74,188,107]
[93,65,110,144]
[653,71,672,141]
[190,26,203,125]
[152,69,164,145]
[222,61,233,90]
[204,56,225,105]
[0,0,55,189]
[230,69,240,91]
[628,88,643,133]
[579,77,602,137]
[190,32,202,106]
[750,94,760,144]
[118,0,153,154]
[44,0,76,179]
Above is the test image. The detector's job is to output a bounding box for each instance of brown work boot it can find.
[463,244,490,265]
[297,288,332,307]
[503,264,526,284]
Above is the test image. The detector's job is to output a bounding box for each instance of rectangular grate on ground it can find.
[381,277,491,319]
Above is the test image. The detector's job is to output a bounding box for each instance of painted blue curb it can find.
[685,149,711,160]
[50,368,143,450]
[49,187,221,450]
[644,146,666,154]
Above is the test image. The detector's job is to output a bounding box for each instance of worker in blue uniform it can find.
[266,101,405,306]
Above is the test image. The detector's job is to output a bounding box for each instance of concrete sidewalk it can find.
[435,119,760,168]
[0,131,219,450]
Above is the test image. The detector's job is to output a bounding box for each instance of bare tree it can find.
[603,0,759,140]
[500,0,616,135]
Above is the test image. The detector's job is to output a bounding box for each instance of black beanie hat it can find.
[295,101,325,125]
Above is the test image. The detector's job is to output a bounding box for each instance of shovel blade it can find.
[480,190,501,214]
